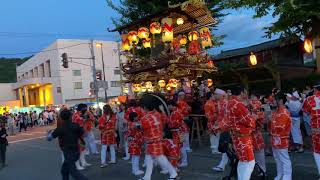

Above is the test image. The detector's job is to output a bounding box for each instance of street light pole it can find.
[89,40,99,106]
[98,43,108,102]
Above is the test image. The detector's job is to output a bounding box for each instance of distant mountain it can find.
[0,57,30,83]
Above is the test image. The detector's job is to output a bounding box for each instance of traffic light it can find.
[61,53,68,68]
[96,71,102,81]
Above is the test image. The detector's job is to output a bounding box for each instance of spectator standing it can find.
[116,104,129,160]
[6,114,15,136]
[19,113,27,132]
[286,92,304,152]
[43,110,49,125]
[0,121,8,169]
[32,111,38,126]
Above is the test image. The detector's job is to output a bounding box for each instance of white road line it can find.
[10,136,46,144]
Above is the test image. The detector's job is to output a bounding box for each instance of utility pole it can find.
[117,42,124,95]
[90,40,99,105]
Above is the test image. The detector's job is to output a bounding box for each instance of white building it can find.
[13,39,122,106]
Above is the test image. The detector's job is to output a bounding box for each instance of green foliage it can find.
[0,57,28,83]
[224,0,320,38]
[107,0,226,27]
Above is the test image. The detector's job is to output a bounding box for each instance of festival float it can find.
[109,0,218,95]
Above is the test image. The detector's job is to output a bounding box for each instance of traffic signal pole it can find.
[89,40,100,106]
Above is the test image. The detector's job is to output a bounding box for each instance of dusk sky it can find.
[0,0,277,58]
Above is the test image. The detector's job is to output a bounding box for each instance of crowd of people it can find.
[48,81,320,180]
[0,110,57,135]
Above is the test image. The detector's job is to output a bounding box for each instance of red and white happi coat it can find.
[168,108,184,146]
[269,107,291,149]
[302,92,320,153]
[162,139,180,167]
[98,114,117,145]
[72,111,95,151]
[177,100,191,133]
[250,100,265,151]
[218,96,256,161]
[124,107,145,122]
[127,121,144,156]
[204,99,217,133]
[141,111,164,156]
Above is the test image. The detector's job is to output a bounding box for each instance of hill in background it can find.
[0,57,30,83]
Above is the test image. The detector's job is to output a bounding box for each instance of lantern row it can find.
[121,17,213,51]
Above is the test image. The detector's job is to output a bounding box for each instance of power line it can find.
[0,43,89,56]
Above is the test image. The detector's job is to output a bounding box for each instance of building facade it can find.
[13,39,122,107]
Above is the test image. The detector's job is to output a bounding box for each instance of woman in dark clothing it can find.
[0,122,8,169]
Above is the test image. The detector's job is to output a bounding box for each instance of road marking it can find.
[15,143,59,152]
[10,136,46,144]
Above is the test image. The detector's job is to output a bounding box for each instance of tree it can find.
[223,0,320,38]
[107,0,225,27]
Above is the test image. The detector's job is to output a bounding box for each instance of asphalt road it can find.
[0,131,319,180]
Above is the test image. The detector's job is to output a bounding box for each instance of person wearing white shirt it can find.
[286,92,304,152]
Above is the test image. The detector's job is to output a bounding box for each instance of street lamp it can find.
[249,52,257,66]
[96,43,108,102]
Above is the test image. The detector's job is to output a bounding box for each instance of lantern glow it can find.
[188,31,199,41]
[207,79,213,87]
[138,27,149,39]
[142,38,151,48]
[158,80,166,88]
[304,39,313,53]
[200,27,213,49]
[128,31,139,45]
[121,39,131,51]
[179,35,188,46]
[150,22,162,34]
[168,79,178,88]
[176,18,184,25]
[161,17,174,43]
[132,84,141,93]
[249,52,257,66]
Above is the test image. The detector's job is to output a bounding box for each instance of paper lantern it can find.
[200,27,213,49]
[121,39,131,51]
[118,96,126,103]
[176,18,184,25]
[207,79,213,87]
[158,80,166,88]
[161,18,174,43]
[180,35,187,46]
[138,27,149,39]
[150,22,162,34]
[128,31,139,45]
[249,52,257,66]
[188,31,199,41]
[168,79,178,88]
[132,84,141,93]
[145,81,153,89]
[304,39,313,53]
[143,38,151,48]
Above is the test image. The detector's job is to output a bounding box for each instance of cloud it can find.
[212,9,278,55]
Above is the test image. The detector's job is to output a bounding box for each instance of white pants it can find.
[291,117,303,145]
[272,148,292,180]
[132,155,141,173]
[254,149,266,173]
[84,131,98,154]
[217,153,228,169]
[237,160,255,180]
[101,144,116,164]
[210,133,220,151]
[180,146,188,165]
[314,152,320,176]
[124,140,130,158]
[143,154,177,180]
[79,151,89,166]
[183,133,191,150]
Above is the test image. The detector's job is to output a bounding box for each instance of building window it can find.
[110,81,121,87]
[46,60,51,77]
[72,70,81,76]
[114,69,121,75]
[73,82,83,89]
